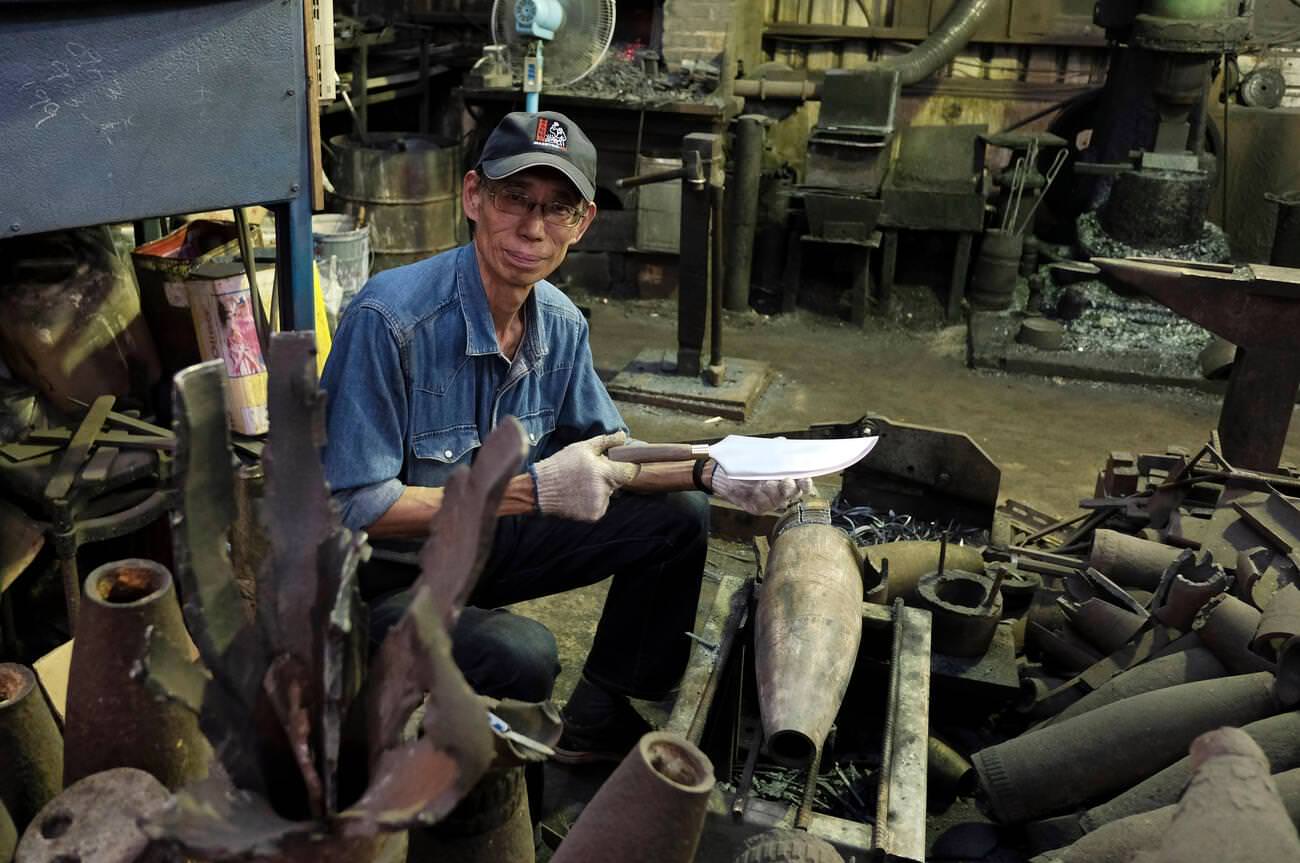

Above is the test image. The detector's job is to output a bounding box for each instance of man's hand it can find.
[532,431,641,522]
[709,463,813,515]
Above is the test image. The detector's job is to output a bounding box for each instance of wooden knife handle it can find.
[607,443,701,464]
[624,461,699,494]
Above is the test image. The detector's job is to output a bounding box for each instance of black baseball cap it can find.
[477,111,597,201]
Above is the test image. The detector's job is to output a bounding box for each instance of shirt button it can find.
[444,449,454,459]
[529,433,537,443]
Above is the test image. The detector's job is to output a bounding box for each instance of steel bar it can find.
[710,183,726,371]
[234,206,270,358]
[677,135,721,377]
[26,429,176,451]
[724,115,764,312]
[43,395,115,502]
[875,600,931,862]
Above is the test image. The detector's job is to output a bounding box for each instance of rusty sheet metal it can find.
[347,586,494,832]
[261,332,366,813]
[353,417,527,831]
[414,415,530,628]
[842,414,1001,530]
[42,394,114,502]
[876,600,932,862]
[169,360,269,793]
[145,773,316,858]
[149,339,533,858]
[261,333,334,673]
[1232,491,1300,571]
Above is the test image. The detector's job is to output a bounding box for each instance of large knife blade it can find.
[608,435,879,481]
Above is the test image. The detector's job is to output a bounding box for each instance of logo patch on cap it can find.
[534,117,569,151]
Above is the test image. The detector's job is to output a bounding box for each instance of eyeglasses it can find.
[486,184,588,228]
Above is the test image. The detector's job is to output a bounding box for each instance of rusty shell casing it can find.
[756,503,863,768]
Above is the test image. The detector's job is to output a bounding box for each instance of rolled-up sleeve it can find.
[321,305,409,530]
[553,316,627,446]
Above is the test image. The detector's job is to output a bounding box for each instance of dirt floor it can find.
[514,293,1300,854]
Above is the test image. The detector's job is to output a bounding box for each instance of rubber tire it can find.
[732,828,845,863]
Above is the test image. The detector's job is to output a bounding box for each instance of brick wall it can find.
[660,0,734,69]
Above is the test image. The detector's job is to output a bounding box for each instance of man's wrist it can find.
[694,459,717,493]
[502,471,541,516]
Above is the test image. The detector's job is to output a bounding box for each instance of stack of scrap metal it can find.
[961,439,1300,860]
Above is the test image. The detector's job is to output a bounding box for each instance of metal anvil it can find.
[1093,257,1300,472]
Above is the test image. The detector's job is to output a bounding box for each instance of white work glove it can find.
[531,431,640,522]
[709,464,815,515]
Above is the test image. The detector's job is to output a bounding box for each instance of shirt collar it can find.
[455,243,549,362]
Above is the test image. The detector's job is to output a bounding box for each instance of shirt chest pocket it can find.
[410,424,480,486]
[514,408,555,462]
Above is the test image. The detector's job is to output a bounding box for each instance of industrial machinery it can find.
[489,0,616,110]
[1076,0,1255,258]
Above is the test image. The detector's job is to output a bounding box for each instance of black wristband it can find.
[692,459,712,493]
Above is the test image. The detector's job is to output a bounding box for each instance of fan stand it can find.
[523,40,544,112]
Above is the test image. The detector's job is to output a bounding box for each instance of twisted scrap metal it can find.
[137,333,531,859]
[832,497,987,547]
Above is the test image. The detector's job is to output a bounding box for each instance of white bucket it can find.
[312,213,370,330]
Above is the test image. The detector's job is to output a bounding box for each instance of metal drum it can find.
[969,228,1024,311]
[329,134,462,273]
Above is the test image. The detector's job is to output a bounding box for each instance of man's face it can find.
[463,167,597,292]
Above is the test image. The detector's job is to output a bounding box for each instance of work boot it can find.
[552,677,653,765]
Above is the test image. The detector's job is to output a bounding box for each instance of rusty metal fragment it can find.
[63,559,209,790]
[169,361,269,792]
[1059,568,1149,654]
[1088,529,1181,591]
[145,773,315,859]
[0,664,62,833]
[755,501,863,767]
[16,768,173,863]
[1151,550,1229,630]
[1136,727,1300,862]
[147,336,532,859]
[413,415,531,629]
[917,569,1001,657]
[551,732,715,863]
[1231,491,1300,571]
[1254,582,1300,659]
[1276,634,1300,708]
[346,587,494,833]
[1192,593,1275,674]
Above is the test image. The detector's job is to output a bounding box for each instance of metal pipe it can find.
[877,0,997,86]
[724,116,764,312]
[710,183,725,369]
[731,78,820,101]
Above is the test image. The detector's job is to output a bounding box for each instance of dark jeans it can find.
[366,490,709,704]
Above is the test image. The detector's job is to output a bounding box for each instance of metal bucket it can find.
[329,134,461,274]
[311,213,370,328]
[969,229,1023,311]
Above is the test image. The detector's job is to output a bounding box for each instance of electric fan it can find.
[490,0,616,111]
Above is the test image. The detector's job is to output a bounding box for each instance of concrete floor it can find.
[513,295,1300,854]
[517,295,1300,703]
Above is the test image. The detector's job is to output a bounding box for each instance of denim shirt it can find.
[321,243,627,530]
